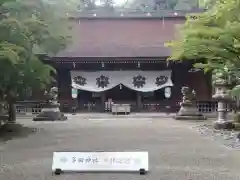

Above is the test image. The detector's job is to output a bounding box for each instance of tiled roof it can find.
[56,18,185,58]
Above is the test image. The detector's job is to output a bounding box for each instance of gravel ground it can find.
[192,123,240,150]
[0,116,240,180]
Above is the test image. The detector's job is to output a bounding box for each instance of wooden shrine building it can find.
[43,10,212,113]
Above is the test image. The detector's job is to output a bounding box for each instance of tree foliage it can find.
[80,0,96,10]
[166,0,240,87]
[78,0,200,11]
[0,0,72,121]
[101,0,114,8]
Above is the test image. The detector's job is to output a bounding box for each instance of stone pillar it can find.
[212,78,233,129]
[136,92,142,112]
[217,101,227,121]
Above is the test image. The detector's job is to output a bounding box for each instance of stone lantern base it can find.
[33,102,67,121]
[174,101,207,120]
[175,114,207,120]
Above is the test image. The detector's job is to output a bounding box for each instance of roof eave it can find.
[69,9,206,20]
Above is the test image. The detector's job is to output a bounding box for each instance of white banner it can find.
[71,70,173,92]
[52,151,149,172]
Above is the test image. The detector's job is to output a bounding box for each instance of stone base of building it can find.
[33,108,67,121]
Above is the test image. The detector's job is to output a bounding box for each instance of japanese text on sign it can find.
[52,152,149,172]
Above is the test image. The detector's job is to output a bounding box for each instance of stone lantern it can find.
[212,77,233,129]
[33,87,67,121]
[175,86,206,120]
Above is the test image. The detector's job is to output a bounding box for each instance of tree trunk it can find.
[8,101,16,123]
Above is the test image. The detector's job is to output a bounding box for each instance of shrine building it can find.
[43,11,213,113]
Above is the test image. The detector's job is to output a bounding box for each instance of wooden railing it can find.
[14,100,235,115]
[15,101,45,115]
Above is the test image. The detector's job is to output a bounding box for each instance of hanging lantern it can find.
[137,61,141,68]
[71,88,78,99]
[164,87,171,98]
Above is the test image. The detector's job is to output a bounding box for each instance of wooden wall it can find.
[171,63,212,101]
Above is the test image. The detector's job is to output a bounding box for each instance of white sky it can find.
[95,0,129,6]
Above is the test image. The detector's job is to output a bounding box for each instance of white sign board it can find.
[52,151,149,172]
[71,88,78,99]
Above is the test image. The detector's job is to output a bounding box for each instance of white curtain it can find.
[71,70,173,92]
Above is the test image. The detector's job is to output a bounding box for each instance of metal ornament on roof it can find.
[137,61,140,68]
[164,87,171,98]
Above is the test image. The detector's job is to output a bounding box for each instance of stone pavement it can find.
[0,116,240,180]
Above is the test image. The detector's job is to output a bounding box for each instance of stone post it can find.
[212,78,233,129]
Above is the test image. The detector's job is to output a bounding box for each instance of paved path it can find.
[0,117,240,180]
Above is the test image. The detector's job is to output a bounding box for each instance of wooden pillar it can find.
[57,68,72,112]
[57,68,71,101]
[57,68,61,100]
[101,92,106,112]
[136,91,142,112]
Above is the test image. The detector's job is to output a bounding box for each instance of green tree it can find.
[166,0,240,91]
[80,0,96,10]
[199,0,216,9]
[101,0,114,8]
[0,0,72,122]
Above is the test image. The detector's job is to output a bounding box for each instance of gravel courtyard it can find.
[0,115,240,180]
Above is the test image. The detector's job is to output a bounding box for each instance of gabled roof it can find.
[56,18,185,58]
